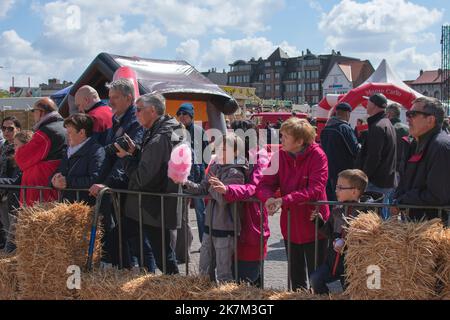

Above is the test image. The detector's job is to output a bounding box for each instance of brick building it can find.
[227,48,363,105]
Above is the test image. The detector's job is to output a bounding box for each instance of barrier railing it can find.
[0,184,448,291]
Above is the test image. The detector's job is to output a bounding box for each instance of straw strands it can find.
[14,202,101,300]
[344,212,445,300]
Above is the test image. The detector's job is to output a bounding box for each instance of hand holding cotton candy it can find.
[168,143,192,184]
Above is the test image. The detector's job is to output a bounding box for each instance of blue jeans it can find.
[194,198,206,243]
[310,264,344,294]
[367,183,394,220]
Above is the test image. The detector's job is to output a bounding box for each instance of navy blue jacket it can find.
[103,105,144,189]
[320,117,360,200]
[53,138,106,204]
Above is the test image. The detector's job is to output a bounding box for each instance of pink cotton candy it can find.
[168,143,192,184]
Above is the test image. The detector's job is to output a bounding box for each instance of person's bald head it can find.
[75,85,101,113]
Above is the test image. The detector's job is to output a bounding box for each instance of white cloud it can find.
[186,37,299,71]
[0,0,15,18]
[147,0,284,38]
[176,39,200,63]
[318,0,444,79]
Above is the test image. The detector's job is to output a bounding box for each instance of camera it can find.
[105,136,131,156]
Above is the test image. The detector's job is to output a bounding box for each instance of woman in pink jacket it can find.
[256,117,329,291]
[209,120,270,286]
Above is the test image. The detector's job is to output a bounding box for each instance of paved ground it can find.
[177,208,289,290]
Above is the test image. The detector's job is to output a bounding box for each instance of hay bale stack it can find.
[0,253,18,300]
[437,228,450,300]
[266,290,334,300]
[15,202,102,300]
[123,274,214,300]
[345,212,443,300]
[76,269,135,300]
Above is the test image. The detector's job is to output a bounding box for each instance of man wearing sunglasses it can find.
[392,97,450,223]
[357,93,397,220]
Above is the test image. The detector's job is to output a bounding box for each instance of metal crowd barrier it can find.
[0,184,449,291]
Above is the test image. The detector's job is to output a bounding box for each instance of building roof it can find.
[201,70,228,86]
[335,60,375,87]
[268,48,290,61]
[411,70,449,85]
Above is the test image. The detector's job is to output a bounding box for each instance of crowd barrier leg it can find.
[161,196,167,274]
[314,205,320,271]
[287,208,292,291]
[138,193,144,269]
[86,187,109,271]
[259,201,265,289]
[111,192,123,269]
[184,196,189,276]
[233,203,238,282]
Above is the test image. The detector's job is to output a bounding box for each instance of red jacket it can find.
[15,131,60,206]
[87,102,113,146]
[256,143,330,245]
[224,148,271,261]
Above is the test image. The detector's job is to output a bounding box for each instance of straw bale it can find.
[123,274,214,300]
[0,253,18,300]
[15,202,102,300]
[76,269,135,300]
[437,228,450,300]
[344,212,443,300]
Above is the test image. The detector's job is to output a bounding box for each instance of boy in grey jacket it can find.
[184,133,247,282]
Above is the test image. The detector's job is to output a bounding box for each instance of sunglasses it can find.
[1,126,15,132]
[30,108,44,113]
[177,111,190,117]
[406,110,433,118]
[335,185,356,191]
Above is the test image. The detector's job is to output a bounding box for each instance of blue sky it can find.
[0,0,449,89]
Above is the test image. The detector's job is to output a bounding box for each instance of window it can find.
[275,85,280,92]
[275,61,282,67]
[298,83,304,92]
[265,85,271,92]
[298,71,303,79]
[312,83,320,91]
[312,96,319,103]
[286,84,297,92]
[265,62,271,67]
[275,73,280,79]
[228,76,234,84]
[287,72,297,80]
[266,73,271,79]
[258,74,265,81]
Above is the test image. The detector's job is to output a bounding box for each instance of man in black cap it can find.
[320,102,360,201]
[357,93,397,219]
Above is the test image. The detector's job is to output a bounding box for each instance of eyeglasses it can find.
[30,108,43,113]
[177,111,189,117]
[406,110,433,118]
[1,126,15,132]
[335,185,356,191]
[136,106,148,113]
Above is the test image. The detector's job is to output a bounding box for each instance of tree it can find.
[0,89,10,98]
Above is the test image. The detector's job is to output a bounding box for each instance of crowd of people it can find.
[0,81,449,294]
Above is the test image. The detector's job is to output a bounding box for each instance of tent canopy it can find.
[319,59,422,111]
[59,53,238,121]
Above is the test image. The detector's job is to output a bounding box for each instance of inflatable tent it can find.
[317,59,422,114]
[59,53,238,131]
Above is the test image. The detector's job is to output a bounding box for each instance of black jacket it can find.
[318,191,384,277]
[357,112,397,188]
[52,138,107,205]
[394,128,450,220]
[103,105,144,189]
[124,115,184,229]
[320,117,360,200]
